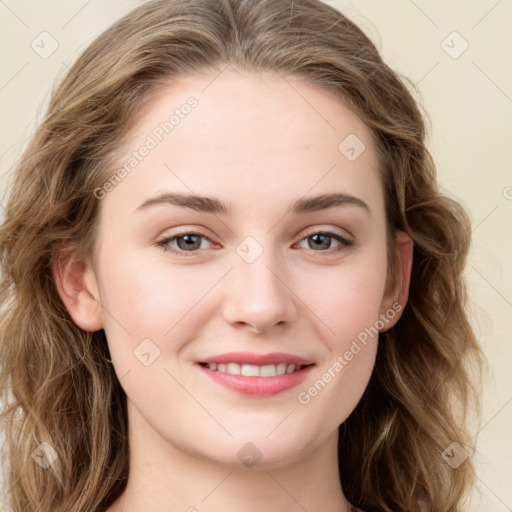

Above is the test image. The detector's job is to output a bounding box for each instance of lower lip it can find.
[197,364,314,397]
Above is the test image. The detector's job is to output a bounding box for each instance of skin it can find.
[54,68,413,512]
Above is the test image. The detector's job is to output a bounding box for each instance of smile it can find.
[199,362,309,377]
[196,352,316,397]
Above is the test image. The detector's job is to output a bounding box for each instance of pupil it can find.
[179,235,200,250]
[311,234,329,250]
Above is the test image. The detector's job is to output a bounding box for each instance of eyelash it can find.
[154,229,353,257]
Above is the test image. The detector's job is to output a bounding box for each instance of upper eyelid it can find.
[296,226,353,241]
[159,225,351,239]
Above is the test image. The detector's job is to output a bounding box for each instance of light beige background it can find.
[0,1,511,511]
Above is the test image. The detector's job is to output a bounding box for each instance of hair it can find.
[0,0,485,510]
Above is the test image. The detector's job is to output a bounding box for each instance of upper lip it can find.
[198,352,314,366]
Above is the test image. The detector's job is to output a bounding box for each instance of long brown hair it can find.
[0,1,484,510]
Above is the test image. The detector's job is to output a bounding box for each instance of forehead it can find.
[103,69,384,219]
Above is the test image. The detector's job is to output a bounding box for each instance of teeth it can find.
[260,364,277,377]
[226,363,240,375]
[276,363,287,375]
[241,364,260,377]
[205,362,304,377]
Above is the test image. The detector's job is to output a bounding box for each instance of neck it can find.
[108,399,355,512]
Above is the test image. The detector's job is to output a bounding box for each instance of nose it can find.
[222,245,298,335]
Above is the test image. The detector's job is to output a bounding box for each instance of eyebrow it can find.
[135,191,370,215]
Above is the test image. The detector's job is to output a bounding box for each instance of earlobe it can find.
[379,230,414,332]
[52,247,104,332]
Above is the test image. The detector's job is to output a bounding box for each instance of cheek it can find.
[298,253,388,346]
[96,250,220,365]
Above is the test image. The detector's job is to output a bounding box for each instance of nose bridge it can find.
[236,245,281,295]
[222,235,296,331]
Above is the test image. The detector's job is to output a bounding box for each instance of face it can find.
[69,69,409,469]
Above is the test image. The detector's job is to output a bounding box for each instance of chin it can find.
[186,426,322,470]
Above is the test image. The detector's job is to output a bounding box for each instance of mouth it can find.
[195,352,315,397]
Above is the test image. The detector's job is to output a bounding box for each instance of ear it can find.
[378,230,413,332]
[51,244,104,332]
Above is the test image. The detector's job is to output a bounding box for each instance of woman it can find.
[0,0,484,510]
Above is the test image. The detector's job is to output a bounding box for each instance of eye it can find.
[155,229,353,257]
[155,231,215,256]
[296,230,353,252]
